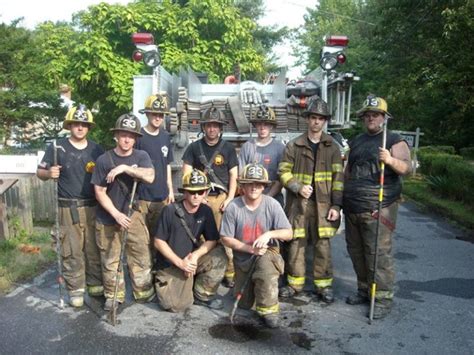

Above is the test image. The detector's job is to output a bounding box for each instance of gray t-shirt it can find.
[220,195,291,267]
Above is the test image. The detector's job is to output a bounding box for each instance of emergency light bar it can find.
[132,33,154,45]
[325,35,349,47]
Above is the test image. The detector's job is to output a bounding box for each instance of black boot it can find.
[369,299,393,319]
[346,291,369,305]
[318,287,334,304]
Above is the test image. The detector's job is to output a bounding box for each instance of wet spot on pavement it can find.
[420,334,430,341]
[397,278,474,301]
[289,320,303,328]
[394,252,417,260]
[208,323,271,342]
[290,332,314,350]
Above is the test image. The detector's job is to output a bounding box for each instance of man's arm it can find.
[267,181,283,197]
[380,141,412,176]
[182,163,193,175]
[154,239,197,276]
[106,165,154,184]
[166,164,175,203]
[220,166,238,211]
[94,185,132,229]
[36,166,61,181]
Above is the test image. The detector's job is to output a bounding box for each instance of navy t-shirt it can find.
[153,201,219,270]
[91,149,153,225]
[135,127,174,202]
[182,138,238,190]
[38,138,104,199]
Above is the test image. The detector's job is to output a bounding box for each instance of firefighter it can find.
[153,169,226,312]
[343,96,411,319]
[278,97,344,303]
[182,106,238,288]
[91,113,155,310]
[221,163,292,328]
[136,93,175,262]
[37,105,104,307]
[238,105,285,206]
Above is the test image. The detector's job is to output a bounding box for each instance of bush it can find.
[418,152,463,175]
[418,145,456,155]
[460,147,474,160]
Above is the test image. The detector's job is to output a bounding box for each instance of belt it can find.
[58,198,97,208]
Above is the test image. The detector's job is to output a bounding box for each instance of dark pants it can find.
[345,202,399,300]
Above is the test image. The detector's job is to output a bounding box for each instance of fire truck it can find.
[131,33,358,170]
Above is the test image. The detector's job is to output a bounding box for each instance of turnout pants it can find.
[207,193,234,281]
[235,249,284,317]
[139,199,168,263]
[344,202,398,300]
[286,200,333,292]
[58,204,103,297]
[154,245,227,312]
[96,211,154,302]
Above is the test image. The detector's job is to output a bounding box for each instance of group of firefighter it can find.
[36,91,412,329]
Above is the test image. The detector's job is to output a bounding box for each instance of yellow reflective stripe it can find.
[280,172,294,185]
[87,285,104,296]
[287,275,305,287]
[314,171,332,181]
[224,271,235,278]
[313,278,333,289]
[318,226,338,237]
[256,303,279,316]
[332,181,344,191]
[293,228,305,239]
[332,163,343,172]
[294,173,312,185]
[375,290,394,299]
[133,287,155,301]
[279,162,293,170]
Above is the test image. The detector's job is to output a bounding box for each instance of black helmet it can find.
[302,97,331,118]
[250,105,277,126]
[201,107,227,126]
[110,113,143,136]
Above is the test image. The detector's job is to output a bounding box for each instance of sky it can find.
[0,0,318,78]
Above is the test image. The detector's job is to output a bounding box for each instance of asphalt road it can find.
[1,201,473,354]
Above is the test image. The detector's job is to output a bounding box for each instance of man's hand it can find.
[252,245,268,256]
[113,211,132,229]
[327,208,340,222]
[106,164,127,183]
[180,253,197,277]
[252,232,271,249]
[299,185,313,199]
[49,165,62,179]
[220,197,232,212]
[167,190,175,204]
[378,147,393,165]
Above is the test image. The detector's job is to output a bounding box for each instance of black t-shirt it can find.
[153,201,219,270]
[308,138,319,200]
[182,138,238,190]
[38,138,104,199]
[91,149,153,225]
[135,128,174,202]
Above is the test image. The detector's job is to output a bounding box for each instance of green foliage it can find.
[459,147,474,160]
[418,145,456,155]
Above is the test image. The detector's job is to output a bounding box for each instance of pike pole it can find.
[369,114,389,324]
[229,255,259,324]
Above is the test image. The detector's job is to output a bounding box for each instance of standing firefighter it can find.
[238,105,285,206]
[182,106,238,288]
[279,97,343,303]
[221,163,292,328]
[343,96,411,319]
[37,105,104,307]
[153,169,226,312]
[136,93,175,233]
[91,113,155,310]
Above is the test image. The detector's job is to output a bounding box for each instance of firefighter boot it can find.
[315,287,334,304]
[279,285,299,298]
[346,291,369,305]
[104,298,122,311]
[194,297,224,310]
[262,314,280,329]
[69,296,84,308]
[370,299,393,319]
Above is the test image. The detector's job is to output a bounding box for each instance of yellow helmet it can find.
[356,95,390,117]
[63,105,94,129]
[238,163,271,185]
[139,93,170,114]
[178,169,211,193]
[250,105,277,126]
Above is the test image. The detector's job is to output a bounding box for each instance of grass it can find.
[0,227,56,295]
[403,176,474,230]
